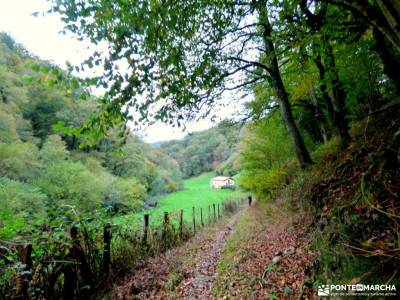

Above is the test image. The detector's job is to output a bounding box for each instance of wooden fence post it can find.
[70,226,93,289]
[192,207,196,234]
[142,214,149,245]
[217,203,220,218]
[16,243,32,299]
[63,227,78,300]
[179,210,183,240]
[103,223,111,277]
[200,207,204,227]
[162,212,170,242]
[63,263,75,300]
[164,212,169,226]
[213,204,216,221]
[208,205,211,223]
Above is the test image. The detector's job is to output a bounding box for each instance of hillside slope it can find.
[218,103,400,298]
[159,120,241,178]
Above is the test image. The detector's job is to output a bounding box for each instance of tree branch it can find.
[224,76,264,91]
[227,57,272,73]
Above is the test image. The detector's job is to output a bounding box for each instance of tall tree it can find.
[51,0,313,167]
[372,27,400,93]
[257,1,312,166]
[298,0,350,141]
[328,0,400,54]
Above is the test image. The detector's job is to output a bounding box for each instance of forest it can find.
[0,31,180,238]
[159,120,240,178]
[1,0,399,299]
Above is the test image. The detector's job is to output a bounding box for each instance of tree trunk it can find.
[299,1,348,141]
[329,0,400,54]
[315,51,351,141]
[373,27,400,93]
[314,54,336,131]
[310,90,329,142]
[376,0,400,49]
[322,39,350,142]
[258,2,313,167]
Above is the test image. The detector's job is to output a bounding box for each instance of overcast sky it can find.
[0,0,244,142]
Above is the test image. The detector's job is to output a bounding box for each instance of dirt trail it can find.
[212,202,317,299]
[110,208,244,299]
[176,210,243,299]
[109,202,316,299]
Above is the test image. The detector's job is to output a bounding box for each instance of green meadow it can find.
[113,172,244,226]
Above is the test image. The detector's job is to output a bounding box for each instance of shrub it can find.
[35,161,104,212]
[349,118,369,138]
[312,137,342,163]
[0,177,47,238]
[223,200,240,213]
[0,110,18,143]
[215,153,239,177]
[149,173,181,196]
[239,166,288,199]
[0,142,40,180]
[39,134,69,165]
[104,177,146,212]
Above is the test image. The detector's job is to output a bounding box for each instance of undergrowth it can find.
[238,104,400,297]
[285,105,400,295]
[212,201,315,299]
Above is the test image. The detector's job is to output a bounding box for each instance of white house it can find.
[210,176,235,189]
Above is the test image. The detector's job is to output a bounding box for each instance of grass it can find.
[213,201,298,299]
[213,203,264,298]
[113,172,244,227]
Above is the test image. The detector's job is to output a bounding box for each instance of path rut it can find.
[176,209,243,299]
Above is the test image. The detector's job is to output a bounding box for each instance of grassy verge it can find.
[213,205,262,298]
[213,200,315,299]
[113,172,244,227]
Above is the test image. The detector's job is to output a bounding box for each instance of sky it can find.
[0,0,242,143]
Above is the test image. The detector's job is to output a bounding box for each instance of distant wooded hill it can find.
[158,121,241,178]
[0,33,184,234]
